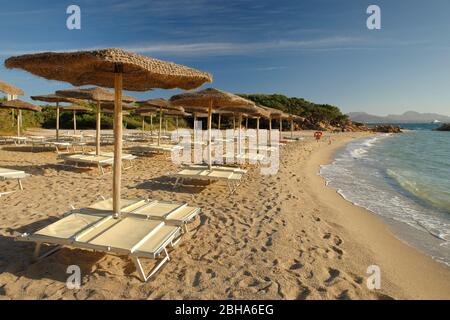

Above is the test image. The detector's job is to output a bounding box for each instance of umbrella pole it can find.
[208,101,212,170]
[158,106,162,146]
[233,115,236,132]
[193,113,197,145]
[17,110,21,137]
[269,116,272,145]
[113,65,123,218]
[238,113,242,155]
[150,114,153,135]
[142,117,145,133]
[176,116,179,135]
[56,102,60,141]
[96,101,101,155]
[218,113,221,131]
[256,117,260,154]
[291,117,294,138]
[73,110,77,134]
[245,117,248,130]
[280,117,283,138]
[165,118,168,134]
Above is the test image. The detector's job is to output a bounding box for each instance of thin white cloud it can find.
[124,36,362,55]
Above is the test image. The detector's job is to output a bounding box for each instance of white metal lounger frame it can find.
[17,214,183,282]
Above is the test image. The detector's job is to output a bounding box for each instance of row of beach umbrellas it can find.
[2,48,304,218]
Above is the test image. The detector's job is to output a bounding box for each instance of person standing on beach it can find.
[314,131,323,142]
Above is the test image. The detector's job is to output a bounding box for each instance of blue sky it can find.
[1,0,450,116]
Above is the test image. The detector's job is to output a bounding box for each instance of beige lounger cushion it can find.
[85,198,200,226]
[83,218,164,253]
[33,213,106,241]
[86,198,145,213]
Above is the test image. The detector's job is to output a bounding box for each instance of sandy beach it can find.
[0,129,449,300]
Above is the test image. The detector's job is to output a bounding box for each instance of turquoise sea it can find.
[320,123,450,266]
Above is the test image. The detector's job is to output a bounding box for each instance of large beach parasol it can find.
[6,48,212,217]
[137,98,183,146]
[31,94,82,140]
[56,87,135,155]
[0,99,42,136]
[170,88,257,169]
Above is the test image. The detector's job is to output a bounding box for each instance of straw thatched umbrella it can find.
[60,104,90,134]
[5,48,212,218]
[0,80,25,125]
[170,88,256,169]
[0,99,42,136]
[0,80,24,98]
[31,94,82,140]
[137,99,184,146]
[56,88,135,155]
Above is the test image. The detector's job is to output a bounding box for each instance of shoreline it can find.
[305,133,450,299]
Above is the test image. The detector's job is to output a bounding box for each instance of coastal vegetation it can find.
[239,93,351,130]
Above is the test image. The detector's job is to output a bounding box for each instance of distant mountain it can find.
[347,111,450,124]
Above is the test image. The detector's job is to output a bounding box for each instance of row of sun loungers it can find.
[17,198,201,281]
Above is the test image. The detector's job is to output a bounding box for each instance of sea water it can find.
[320,124,450,266]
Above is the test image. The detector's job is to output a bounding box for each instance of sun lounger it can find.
[7,136,27,145]
[86,152,136,169]
[61,153,136,174]
[52,141,87,154]
[185,164,248,174]
[282,137,303,142]
[0,136,14,145]
[81,198,201,233]
[223,152,266,164]
[245,145,278,152]
[129,144,183,155]
[17,211,181,281]
[61,154,113,174]
[171,168,243,194]
[0,167,30,196]
[17,197,201,281]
